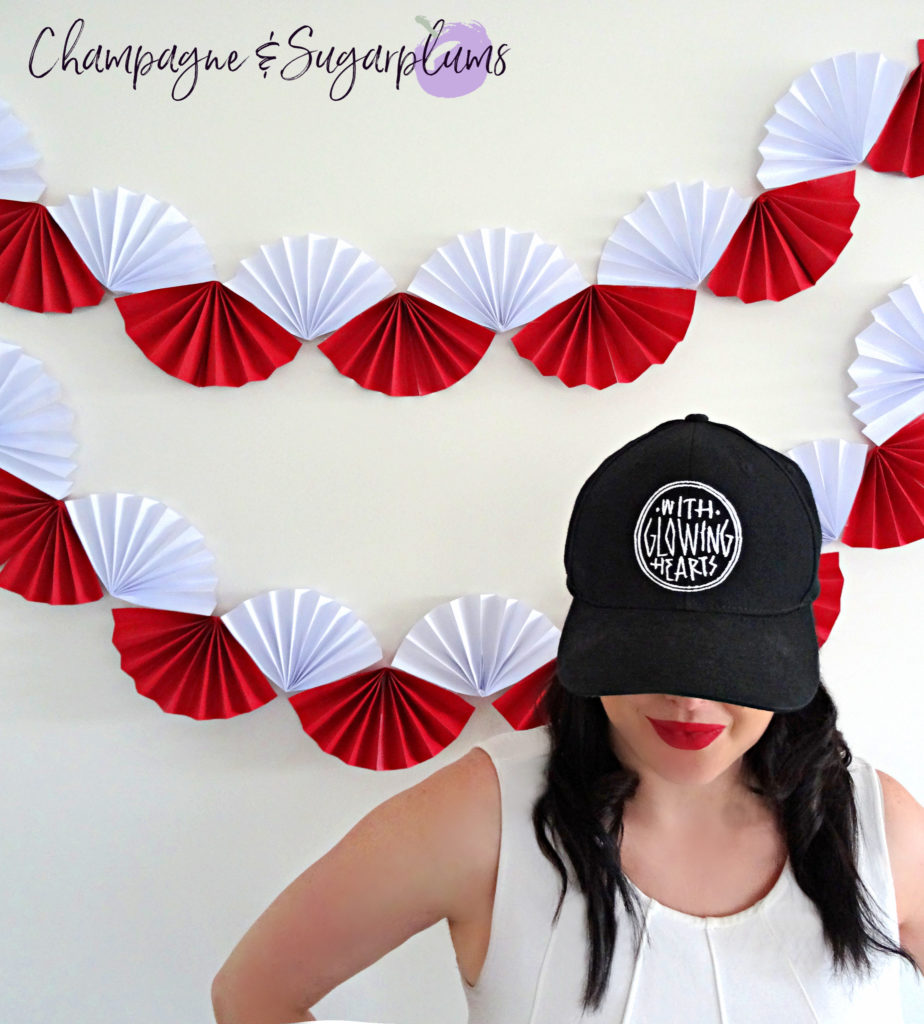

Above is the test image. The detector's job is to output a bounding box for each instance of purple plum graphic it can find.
[414,17,493,98]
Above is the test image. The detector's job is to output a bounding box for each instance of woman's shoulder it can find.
[873,765,924,933]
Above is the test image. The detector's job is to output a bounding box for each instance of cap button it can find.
[685,413,709,422]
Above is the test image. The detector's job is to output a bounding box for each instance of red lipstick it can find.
[646,717,725,750]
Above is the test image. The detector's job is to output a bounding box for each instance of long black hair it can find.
[531,674,919,1010]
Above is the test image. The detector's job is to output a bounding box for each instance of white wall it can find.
[1,1,923,1021]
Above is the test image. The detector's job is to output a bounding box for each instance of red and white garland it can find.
[4,44,924,768]
[1,45,924,393]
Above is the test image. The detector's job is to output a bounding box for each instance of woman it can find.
[212,415,924,1023]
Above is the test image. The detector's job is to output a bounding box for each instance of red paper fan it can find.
[0,468,102,604]
[112,607,276,719]
[867,42,924,177]
[511,285,695,388]
[290,666,474,770]
[0,200,104,313]
[707,172,859,303]
[813,552,843,647]
[116,282,302,387]
[492,659,556,730]
[841,412,924,548]
[317,292,494,396]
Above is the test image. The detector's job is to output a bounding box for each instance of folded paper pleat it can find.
[290,667,474,770]
[112,607,276,719]
[814,553,843,646]
[866,42,924,177]
[841,412,924,547]
[491,659,556,730]
[512,284,695,388]
[318,292,494,396]
[708,172,859,303]
[0,339,77,499]
[0,200,104,313]
[116,282,302,387]
[0,467,102,604]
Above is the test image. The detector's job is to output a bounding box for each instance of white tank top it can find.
[463,728,904,1024]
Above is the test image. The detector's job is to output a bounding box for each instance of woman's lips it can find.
[646,717,726,750]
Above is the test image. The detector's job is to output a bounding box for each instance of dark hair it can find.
[532,675,920,1010]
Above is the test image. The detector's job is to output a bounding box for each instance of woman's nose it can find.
[664,694,711,710]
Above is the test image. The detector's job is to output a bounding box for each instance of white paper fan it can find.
[392,593,560,698]
[0,99,44,202]
[407,228,585,332]
[597,182,750,289]
[221,589,382,694]
[757,52,907,188]
[48,186,214,293]
[848,278,924,445]
[786,439,868,545]
[0,339,76,498]
[226,235,395,340]
[65,493,218,614]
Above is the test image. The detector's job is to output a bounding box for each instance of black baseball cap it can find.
[557,414,822,712]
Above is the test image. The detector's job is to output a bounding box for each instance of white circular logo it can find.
[633,481,742,592]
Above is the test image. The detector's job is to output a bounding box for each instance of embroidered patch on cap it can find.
[633,481,743,592]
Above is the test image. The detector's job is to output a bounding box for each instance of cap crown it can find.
[564,416,821,614]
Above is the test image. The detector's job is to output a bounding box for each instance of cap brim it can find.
[556,601,820,712]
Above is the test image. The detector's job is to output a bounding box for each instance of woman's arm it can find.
[877,769,924,972]
[211,747,500,1024]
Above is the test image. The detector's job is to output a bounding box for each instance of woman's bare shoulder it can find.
[875,769,924,934]
[212,747,503,1021]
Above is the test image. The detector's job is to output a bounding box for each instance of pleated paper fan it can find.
[392,594,561,698]
[814,552,844,647]
[598,182,750,288]
[491,659,556,731]
[407,227,585,332]
[226,235,395,341]
[841,412,924,548]
[0,99,44,202]
[49,187,214,294]
[847,278,924,445]
[0,467,102,604]
[111,607,277,720]
[318,292,494,396]
[0,339,77,499]
[65,493,218,613]
[511,284,695,388]
[757,52,906,188]
[290,667,475,770]
[786,439,868,545]
[867,42,924,177]
[707,172,859,303]
[221,589,382,694]
[116,282,302,387]
[0,200,104,313]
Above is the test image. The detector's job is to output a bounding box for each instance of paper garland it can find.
[0,339,77,499]
[757,52,906,188]
[511,284,696,388]
[847,277,924,445]
[2,37,923,765]
[0,199,104,313]
[116,282,303,387]
[2,41,923,391]
[0,466,102,604]
[111,608,276,719]
[290,667,476,771]
[867,42,924,177]
[1,292,919,766]
[48,187,215,295]
[317,292,495,396]
[707,173,859,303]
